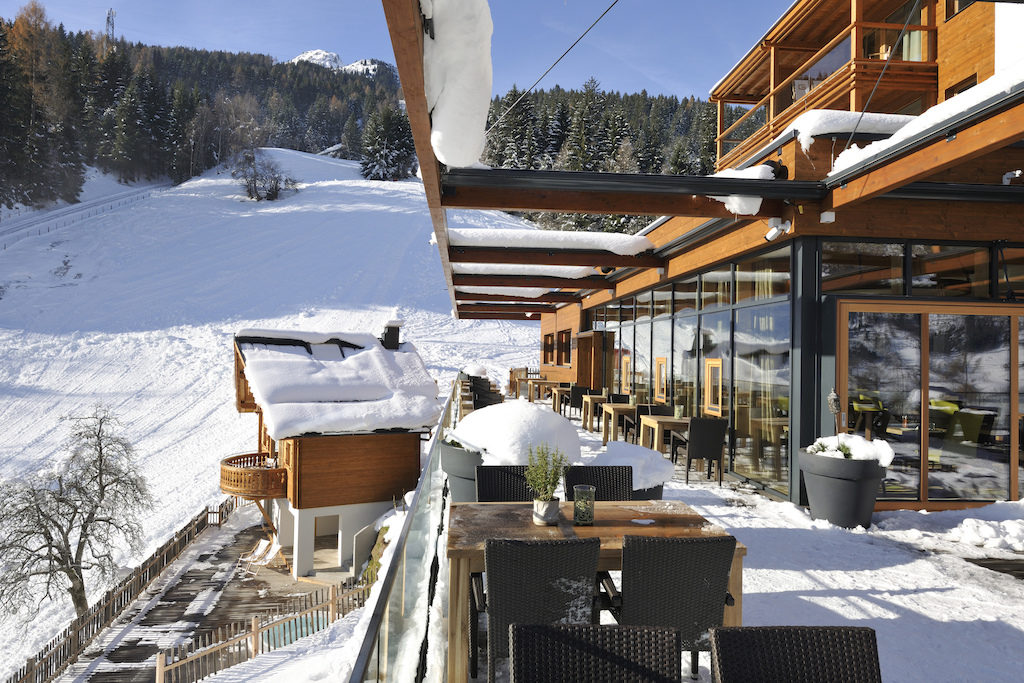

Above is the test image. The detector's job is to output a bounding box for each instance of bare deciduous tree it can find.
[0,407,152,617]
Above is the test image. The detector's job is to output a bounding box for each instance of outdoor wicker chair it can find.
[709,625,882,683]
[600,535,737,680]
[670,417,729,483]
[468,465,535,677]
[562,385,598,419]
[483,538,601,683]
[475,465,533,502]
[509,623,682,683]
[563,465,633,501]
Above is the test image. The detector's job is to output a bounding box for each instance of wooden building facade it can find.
[382,0,1024,511]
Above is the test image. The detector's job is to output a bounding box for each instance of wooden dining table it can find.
[527,378,560,403]
[581,393,608,432]
[639,414,691,454]
[550,386,571,413]
[446,499,746,682]
[601,402,637,445]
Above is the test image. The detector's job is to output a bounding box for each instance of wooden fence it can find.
[5,498,238,683]
[155,581,373,683]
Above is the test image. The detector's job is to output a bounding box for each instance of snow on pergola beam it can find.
[457,303,558,314]
[448,246,663,268]
[451,274,609,289]
[454,291,580,303]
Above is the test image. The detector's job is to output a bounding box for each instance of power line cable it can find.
[841,0,922,153]
[485,0,622,138]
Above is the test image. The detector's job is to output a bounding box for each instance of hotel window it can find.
[543,333,555,364]
[910,244,991,298]
[653,285,673,317]
[945,75,977,101]
[673,277,699,314]
[822,241,904,295]
[735,246,791,302]
[701,267,732,309]
[556,329,572,365]
[945,0,975,19]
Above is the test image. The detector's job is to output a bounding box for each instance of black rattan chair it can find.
[709,625,882,683]
[484,538,601,682]
[601,535,737,680]
[563,465,633,501]
[509,623,682,683]
[562,385,596,418]
[469,465,535,677]
[670,417,729,484]
[475,465,532,502]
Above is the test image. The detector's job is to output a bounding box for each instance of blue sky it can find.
[0,0,791,98]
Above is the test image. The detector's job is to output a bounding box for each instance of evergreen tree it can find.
[334,115,363,159]
[303,94,331,152]
[0,20,31,207]
[359,106,416,181]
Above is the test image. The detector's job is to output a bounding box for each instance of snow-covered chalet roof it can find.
[236,328,441,440]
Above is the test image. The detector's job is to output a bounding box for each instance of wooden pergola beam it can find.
[441,183,789,218]
[454,291,580,303]
[458,312,537,321]
[828,98,1024,209]
[457,303,558,314]
[451,274,609,289]
[448,246,664,268]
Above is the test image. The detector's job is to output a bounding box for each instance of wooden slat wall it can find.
[289,432,420,509]
[937,1,994,99]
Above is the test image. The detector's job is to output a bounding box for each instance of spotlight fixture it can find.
[764,218,792,242]
[600,266,616,274]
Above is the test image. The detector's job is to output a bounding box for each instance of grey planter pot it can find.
[439,442,483,503]
[801,452,885,529]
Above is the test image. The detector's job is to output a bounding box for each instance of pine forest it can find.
[1,1,763,234]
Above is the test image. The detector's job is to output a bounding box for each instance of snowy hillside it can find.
[0,149,537,671]
[289,49,381,77]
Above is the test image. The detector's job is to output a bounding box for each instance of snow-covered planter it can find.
[801,434,894,529]
[581,442,675,500]
[448,399,581,465]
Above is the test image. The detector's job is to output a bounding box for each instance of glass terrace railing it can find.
[347,384,458,682]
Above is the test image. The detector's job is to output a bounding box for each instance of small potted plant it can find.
[525,443,567,525]
[801,433,894,529]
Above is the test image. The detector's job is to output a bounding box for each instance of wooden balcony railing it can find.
[220,452,288,499]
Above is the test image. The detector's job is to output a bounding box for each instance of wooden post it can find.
[251,616,260,658]
[329,584,338,621]
[154,651,164,683]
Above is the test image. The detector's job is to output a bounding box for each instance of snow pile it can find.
[449,399,580,464]
[949,517,1024,551]
[238,329,442,439]
[447,227,655,255]
[831,65,1024,175]
[709,164,776,215]
[422,0,493,167]
[451,262,595,278]
[778,109,915,154]
[806,434,895,467]
[578,441,675,490]
[461,363,488,377]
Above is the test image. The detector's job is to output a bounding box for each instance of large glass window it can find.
[700,312,732,424]
[848,311,922,500]
[635,292,652,323]
[998,247,1024,300]
[617,324,634,394]
[701,268,732,309]
[672,316,698,416]
[674,277,699,314]
[911,244,991,298]
[736,246,791,302]
[734,303,791,494]
[822,241,903,294]
[652,318,672,404]
[653,285,673,318]
[634,322,652,403]
[928,314,1010,500]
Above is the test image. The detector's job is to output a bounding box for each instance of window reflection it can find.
[672,317,698,416]
[911,244,990,298]
[700,311,732,424]
[928,314,1010,500]
[736,246,791,302]
[634,323,652,403]
[734,303,790,494]
[822,241,903,294]
[674,277,699,314]
[848,312,921,500]
[701,268,732,308]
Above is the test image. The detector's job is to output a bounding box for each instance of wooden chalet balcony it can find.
[220,452,287,499]
[715,20,937,171]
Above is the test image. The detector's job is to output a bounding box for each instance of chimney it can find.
[381,319,403,350]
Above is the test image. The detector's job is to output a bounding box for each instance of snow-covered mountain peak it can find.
[289,50,380,77]
[290,49,344,70]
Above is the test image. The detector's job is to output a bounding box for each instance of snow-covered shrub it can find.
[806,433,894,467]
